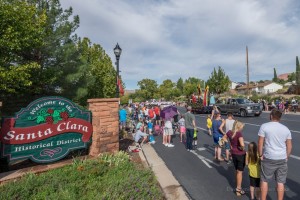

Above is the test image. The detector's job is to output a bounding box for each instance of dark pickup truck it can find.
[216,98,262,117]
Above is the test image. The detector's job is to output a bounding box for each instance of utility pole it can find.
[246,46,250,96]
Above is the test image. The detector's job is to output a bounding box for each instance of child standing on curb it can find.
[178,115,186,142]
[148,120,155,144]
[207,115,212,136]
[246,142,261,200]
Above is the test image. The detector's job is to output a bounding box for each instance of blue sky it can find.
[61,0,300,89]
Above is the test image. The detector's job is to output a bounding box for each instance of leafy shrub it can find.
[0,152,164,200]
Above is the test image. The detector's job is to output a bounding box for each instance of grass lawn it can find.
[0,152,164,200]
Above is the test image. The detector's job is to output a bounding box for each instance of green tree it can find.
[183,77,204,97]
[158,79,175,100]
[273,68,278,82]
[62,38,116,105]
[288,72,296,82]
[183,82,195,97]
[0,0,46,94]
[296,56,300,85]
[0,0,118,107]
[28,0,80,95]
[176,77,184,93]
[137,79,158,100]
[206,66,230,95]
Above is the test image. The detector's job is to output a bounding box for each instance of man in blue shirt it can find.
[119,105,127,130]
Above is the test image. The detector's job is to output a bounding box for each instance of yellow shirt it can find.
[246,154,260,178]
[207,118,212,128]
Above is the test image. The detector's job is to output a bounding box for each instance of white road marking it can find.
[196,127,300,161]
[196,127,207,131]
[197,147,206,151]
[243,122,260,127]
[290,155,300,160]
[243,123,300,134]
[197,115,300,134]
[190,150,212,168]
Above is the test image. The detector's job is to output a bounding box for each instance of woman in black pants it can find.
[223,121,246,196]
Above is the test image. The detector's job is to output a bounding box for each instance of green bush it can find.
[0,152,164,200]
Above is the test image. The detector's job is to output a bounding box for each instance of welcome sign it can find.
[0,97,93,163]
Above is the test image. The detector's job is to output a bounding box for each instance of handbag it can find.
[218,137,225,148]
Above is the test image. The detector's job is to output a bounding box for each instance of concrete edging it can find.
[138,144,190,200]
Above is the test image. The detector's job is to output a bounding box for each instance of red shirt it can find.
[226,131,246,155]
[154,106,160,115]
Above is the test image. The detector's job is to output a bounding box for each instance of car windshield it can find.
[236,99,251,104]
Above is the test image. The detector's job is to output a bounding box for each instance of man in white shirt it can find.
[258,109,292,200]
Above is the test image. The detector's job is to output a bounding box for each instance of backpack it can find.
[149,109,154,118]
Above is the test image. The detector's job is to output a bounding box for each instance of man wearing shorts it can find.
[163,119,174,147]
[258,109,292,200]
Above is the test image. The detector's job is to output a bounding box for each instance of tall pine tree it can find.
[273,68,278,82]
[296,56,300,85]
[206,66,230,95]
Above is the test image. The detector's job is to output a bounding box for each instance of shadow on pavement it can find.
[285,178,300,200]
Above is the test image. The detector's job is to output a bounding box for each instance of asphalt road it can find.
[152,109,300,200]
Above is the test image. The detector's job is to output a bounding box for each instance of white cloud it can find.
[61,0,300,89]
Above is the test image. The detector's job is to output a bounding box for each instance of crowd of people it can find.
[259,98,298,113]
[119,102,292,200]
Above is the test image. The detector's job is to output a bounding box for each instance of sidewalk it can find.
[138,144,190,200]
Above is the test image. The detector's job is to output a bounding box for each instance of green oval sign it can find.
[0,96,92,163]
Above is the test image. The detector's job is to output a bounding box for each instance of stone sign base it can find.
[88,98,119,156]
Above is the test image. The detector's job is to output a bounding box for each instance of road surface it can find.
[152,109,300,200]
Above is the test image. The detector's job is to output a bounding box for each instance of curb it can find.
[138,144,190,200]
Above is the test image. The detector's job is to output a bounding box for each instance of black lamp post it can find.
[114,43,122,98]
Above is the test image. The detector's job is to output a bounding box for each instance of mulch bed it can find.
[119,132,143,165]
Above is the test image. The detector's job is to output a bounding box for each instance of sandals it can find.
[235,188,245,196]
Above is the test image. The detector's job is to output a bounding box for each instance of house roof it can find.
[236,81,273,90]
[277,73,290,81]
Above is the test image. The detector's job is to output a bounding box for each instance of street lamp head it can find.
[114,43,122,59]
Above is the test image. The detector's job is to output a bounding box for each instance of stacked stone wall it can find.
[87,98,119,156]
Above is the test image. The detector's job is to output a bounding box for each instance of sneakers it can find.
[132,148,139,153]
[190,150,195,153]
[225,159,231,164]
[167,144,174,147]
[164,143,169,146]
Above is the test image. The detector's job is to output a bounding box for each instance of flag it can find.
[203,86,209,106]
[117,76,124,96]
[197,84,202,96]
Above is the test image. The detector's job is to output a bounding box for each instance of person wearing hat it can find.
[184,106,196,151]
